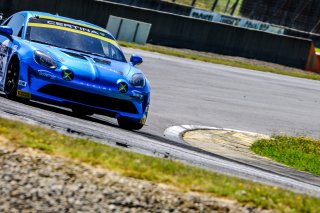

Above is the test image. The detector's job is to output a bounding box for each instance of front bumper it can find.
[17,62,150,121]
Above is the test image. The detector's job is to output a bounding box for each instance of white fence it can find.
[107,16,152,45]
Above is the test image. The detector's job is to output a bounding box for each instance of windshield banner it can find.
[27,17,119,47]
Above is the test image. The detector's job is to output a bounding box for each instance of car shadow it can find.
[0,95,272,172]
[1,96,118,128]
[0,95,187,149]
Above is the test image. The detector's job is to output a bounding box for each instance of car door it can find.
[0,13,25,90]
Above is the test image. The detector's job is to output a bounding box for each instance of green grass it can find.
[315,48,320,53]
[167,0,243,15]
[251,136,320,176]
[120,41,320,81]
[0,118,320,212]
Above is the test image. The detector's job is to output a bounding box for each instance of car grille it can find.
[38,84,138,114]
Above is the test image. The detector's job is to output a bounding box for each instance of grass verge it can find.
[0,118,319,212]
[164,0,243,16]
[120,41,320,81]
[251,136,320,176]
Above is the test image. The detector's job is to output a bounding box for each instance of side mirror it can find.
[130,54,143,66]
[0,26,13,36]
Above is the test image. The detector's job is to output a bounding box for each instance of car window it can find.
[1,17,12,26]
[26,18,126,62]
[5,14,25,37]
[102,41,124,61]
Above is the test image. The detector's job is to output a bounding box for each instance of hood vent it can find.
[62,51,86,60]
[93,58,111,65]
[62,51,111,65]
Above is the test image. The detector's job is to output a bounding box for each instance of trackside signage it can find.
[190,8,284,35]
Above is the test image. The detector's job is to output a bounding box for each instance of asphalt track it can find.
[0,47,320,197]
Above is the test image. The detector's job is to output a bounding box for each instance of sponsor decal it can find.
[118,82,128,93]
[62,70,74,81]
[18,80,27,87]
[80,82,111,91]
[108,69,123,75]
[131,90,144,100]
[140,116,146,124]
[190,8,285,35]
[17,90,31,99]
[27,18,119,48]
[37,16,107,34]
[38,70,56,80]
[46,20,106,37]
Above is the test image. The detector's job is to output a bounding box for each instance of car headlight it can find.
[130,73,145,88]
[34,50,57,69]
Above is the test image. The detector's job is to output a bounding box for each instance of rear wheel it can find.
[4,58,20,100]
[117,116,145,130]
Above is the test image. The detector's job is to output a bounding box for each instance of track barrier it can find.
[0,0,318,71]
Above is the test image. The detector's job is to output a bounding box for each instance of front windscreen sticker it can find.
[27,17,119,48]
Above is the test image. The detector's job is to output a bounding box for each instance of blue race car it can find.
[0,11,150,130]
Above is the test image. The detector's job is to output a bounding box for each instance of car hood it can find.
[31,42,134,83]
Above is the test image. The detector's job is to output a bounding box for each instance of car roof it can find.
[18,11,113,36]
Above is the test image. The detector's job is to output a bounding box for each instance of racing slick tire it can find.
[117,116,144,130]
[4,58,20,100]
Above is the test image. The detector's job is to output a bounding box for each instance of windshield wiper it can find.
[63,47,107,59]
[29,39,61,48]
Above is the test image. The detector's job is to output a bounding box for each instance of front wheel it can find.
[117,116,145,130]
[4,58,20,99]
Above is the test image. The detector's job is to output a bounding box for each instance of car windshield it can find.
[25,18,126,62]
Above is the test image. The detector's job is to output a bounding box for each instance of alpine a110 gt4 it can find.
[0,11,150,130]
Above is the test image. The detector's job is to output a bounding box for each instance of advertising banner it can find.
[190,8,284,35]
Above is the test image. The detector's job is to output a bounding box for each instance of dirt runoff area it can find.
[0,136,273,213]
